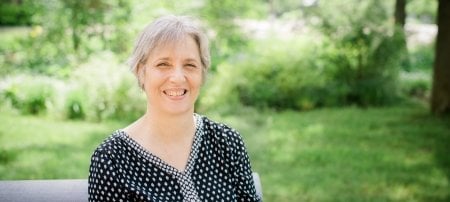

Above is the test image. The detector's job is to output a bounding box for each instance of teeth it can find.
[165,90,185,96]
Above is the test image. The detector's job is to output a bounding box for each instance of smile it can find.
[163,89,187,96]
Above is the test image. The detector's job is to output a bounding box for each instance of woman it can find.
[88,15,261,201]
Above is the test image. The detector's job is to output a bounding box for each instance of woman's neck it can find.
[122,109,197,171]
[142,109,195,141]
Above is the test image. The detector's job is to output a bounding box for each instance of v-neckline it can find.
[118,114,203,175]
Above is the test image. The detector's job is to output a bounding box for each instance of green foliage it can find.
[409,43,435,71]
[0,75,60,115]
[235,38,328,110]
[198,63,242,113]
[202,0,407,111]
[320,34,402,106]
[399,71,431,100]
[407,0,438,23]
[0,52,146,121]
[0,27,29,75]
[0,0,133,75]
[66,52,146,121]
[202,0,264,70]
[313,0,402,106]
[65,88,86,120]
[13,28,73,76]
[0,0,39,25]
[203,31,405,111]
[109,79,146,122]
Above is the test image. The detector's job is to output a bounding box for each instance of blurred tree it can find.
[58,0,131,53]
[394,0,409,70]
[394,0,406,28]
[267,0,301,18]
[202,0,264,70]
[62,0,105,51]
[0,0,38,25]
[12,0,132,75]
[431,0,450,115]
[407,0,437,23]
[313,0,402,106]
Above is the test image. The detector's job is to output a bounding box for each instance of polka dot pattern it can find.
[88,114,261,201]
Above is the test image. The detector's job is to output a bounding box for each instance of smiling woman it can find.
[141,35,203,116]
[88,15,261,202]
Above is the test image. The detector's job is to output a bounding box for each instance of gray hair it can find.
[127,15,210,88]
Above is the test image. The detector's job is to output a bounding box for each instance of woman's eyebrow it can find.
[155,57,170,61]
[184,58,199,63]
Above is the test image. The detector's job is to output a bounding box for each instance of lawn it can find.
[1,103,449,201]
[0,111,124,179]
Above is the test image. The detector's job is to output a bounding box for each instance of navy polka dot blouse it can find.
[88,114,261,201]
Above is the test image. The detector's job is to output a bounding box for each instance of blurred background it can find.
[1,0,449,201]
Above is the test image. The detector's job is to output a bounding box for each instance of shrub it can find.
[198,63,244,113]
[0,52,146,121]
[109,78,146,122]
[0,75,60,115]
[314,0,402,107]
[0,0,38,26]
[201,37,329,111]
[67,52,145,121]
[409,43,434,72]
[399,71,431,100]
[202,27,403,111]
[320,33,402,107]
[65,88,87,120]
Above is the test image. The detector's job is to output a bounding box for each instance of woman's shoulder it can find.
[91,130,126,157]
[198,114,245,146]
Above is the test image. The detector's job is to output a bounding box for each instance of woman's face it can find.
[141,36,203,115]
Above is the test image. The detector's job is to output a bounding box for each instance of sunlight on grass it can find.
[0,113,124,179]
[215,105,450,202]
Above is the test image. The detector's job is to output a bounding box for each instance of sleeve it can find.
[88,149,126,201]
[231,132,262,202]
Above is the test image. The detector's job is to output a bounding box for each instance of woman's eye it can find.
[156,63,169,68]
[186,64,197,68]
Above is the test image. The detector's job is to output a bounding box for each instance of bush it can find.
[198,63,244,113]
[202,28,403,111]
[201,0,403,111]
[313,0,402,107]
[0,75,61,115]
[67,52,146,121]
[0,52,146,121]
[201,37,330,111]
[65,88,87,120]
[399,71,431,100]
[409,43,434,72]
[0,0,38,26]
[109,78,146,122]
[237,41,326,110]
[320,33,402,107]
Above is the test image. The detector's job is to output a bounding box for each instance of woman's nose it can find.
[169,66,186,82]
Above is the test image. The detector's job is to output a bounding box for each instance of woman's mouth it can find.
[163,89,187,97]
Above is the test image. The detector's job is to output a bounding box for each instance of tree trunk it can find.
[394,0,409,70]
[394,0,406,28]
[431,0,450,115]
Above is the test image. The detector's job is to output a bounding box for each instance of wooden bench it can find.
[0,173,263,201]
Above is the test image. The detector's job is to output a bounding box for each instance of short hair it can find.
[127,15,210,88]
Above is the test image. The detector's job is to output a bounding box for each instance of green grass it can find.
[0,111,124,179]
[1,104,449,201]
[210,104,450,202]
